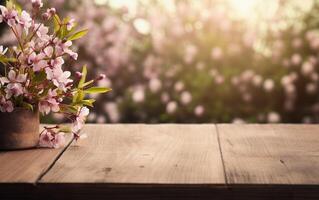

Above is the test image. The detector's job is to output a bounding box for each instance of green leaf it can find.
[82,80,94,88]
[53,14,61,33]
[0,56,17,64]
[21,102,33,111]
[74,99,96,107]
[60,17,71,38]
[73,89,85,103]
[60,25,67,38]
[77,90,85,101]
[78,65,87,88]
[84,87,112,94]
[67,29,88,41]
[59,125,72,133]
[6,0,14,9]
[6,0,22,14]
[60,105,78,114]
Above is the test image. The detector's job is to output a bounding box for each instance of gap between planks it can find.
[35,136,75,184]
[214,124,228,185]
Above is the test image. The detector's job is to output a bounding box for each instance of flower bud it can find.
[42,13,49,20]
[42,8,56,20]
[31,0,43,8]
[75,71,82,79]
[48,8,56,15]
[97,74,106,80]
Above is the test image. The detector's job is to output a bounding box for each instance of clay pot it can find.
[0,108,39,150]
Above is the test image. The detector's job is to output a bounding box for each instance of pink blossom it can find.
[149,78,162,93]
[18,11,32,33]
[65,49,78,60]
[5,83,25,99]
[42,8,56,20]
[267,112,281,123]
[132,87,145,103]
[252,75,262,87]
[43,46,54,57]
[39,129,66,148]
[28,52,47,71]
[45,67,72,91]
[291,54,302,66]
[0,95,13,112]
[0,6,18,27]
[54,132,66,148]
[39,89,60,115]
[55,40,72,55]
[31,0,43,8]
[5,70,27,83]
[50,57,64,68]
[194,105,204,117]
[0,70,27,99]
[180,91,192,105]
[36,24,49,39]
[56,40,78,59]
[301,61,314,76]
[39,129,54,148]
[72,107,89,133]
[211,47,223,60]
[263,79,274,92]
[166,101,177,114]
[174,81,184,92]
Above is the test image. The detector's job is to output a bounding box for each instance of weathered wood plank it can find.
[40,124,225,184]
[271,125,319,184]
[217,124,319,185]
[0,126,73,183]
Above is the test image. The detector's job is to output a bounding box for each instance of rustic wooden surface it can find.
[217,124,319,185]
[41,124,225,184]
[0,124,318,200]
[0,126,73,183]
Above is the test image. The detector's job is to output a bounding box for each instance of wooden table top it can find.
[0,124,319,200]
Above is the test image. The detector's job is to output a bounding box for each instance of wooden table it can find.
[0,124,318,200]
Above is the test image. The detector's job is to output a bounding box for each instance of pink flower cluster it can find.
[0,0,110,148]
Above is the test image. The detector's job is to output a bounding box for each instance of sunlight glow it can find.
[228,0,258,19]
[227,0,281,25]
[133,18,151,35]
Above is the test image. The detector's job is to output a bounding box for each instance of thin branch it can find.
[10,27,24,53]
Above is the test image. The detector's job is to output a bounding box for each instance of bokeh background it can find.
[2,0,319,123]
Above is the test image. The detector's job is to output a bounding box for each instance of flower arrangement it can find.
[0,0,111,148]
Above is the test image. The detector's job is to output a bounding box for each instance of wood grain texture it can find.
[217,124,319,185]
[40,124,225,184]
[0,125,73,183]
[271,125,319,184]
